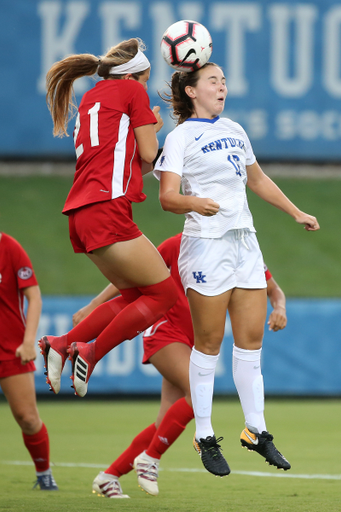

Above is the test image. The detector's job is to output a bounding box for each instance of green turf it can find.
[0,172,340,296]
[0,398,340,511]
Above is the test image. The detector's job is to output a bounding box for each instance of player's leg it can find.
[186,289,231,476]
[134,343,194,495]
[92,343,191,499]
[229,288,290,470]
[68,236,177,397]
[39,291,142,394]
[92,419,157,499]
[0,372,58,489]
[42,235,178,397]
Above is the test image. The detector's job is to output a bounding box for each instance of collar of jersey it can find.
[185,116,220,124]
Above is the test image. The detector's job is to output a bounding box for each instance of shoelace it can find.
[260,431,274,442]
[100,479,122,496]
[32,473,57,489]
[201,436,224,458]
[137,461,159,481]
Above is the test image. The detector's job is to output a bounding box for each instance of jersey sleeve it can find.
[238,124,256,166]
[128,83,157,129]
[10,237,38,290]
[153,128,186,181]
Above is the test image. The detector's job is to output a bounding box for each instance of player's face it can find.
[186,66,227,119]
[136,68,151,91]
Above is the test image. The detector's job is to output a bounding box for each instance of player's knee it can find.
[161,276,178,310]
[195,333,223,355]
[144,276,178,312]
[15,409,41,434]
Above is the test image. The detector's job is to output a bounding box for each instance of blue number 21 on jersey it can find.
[228,154,242,176]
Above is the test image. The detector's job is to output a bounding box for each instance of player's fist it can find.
[152,106,163,133]
[193,197,220,216]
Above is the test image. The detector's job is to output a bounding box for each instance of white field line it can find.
[1,460,341,480]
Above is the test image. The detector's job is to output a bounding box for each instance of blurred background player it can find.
[39,38,178,397]
[71,233,288,497]
[155,62,319,476]
[0,232,58,491]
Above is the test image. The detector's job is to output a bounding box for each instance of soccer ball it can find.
[160,20,212,72]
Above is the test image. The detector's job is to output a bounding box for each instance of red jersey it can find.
[63,80,157,214]
[0,234,38,360]
[144,233,194,343]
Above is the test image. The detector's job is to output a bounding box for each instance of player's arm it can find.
[267,277,287,332]
[159,171,220,216]
[246,160,319,231]
[134,107,163,165]
[141,147,164,176]
[15,285,42,364]
[72,284,120,327]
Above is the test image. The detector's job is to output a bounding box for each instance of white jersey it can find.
[154,116,257,238]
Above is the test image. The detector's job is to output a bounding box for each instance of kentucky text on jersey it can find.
[201,137,246,154]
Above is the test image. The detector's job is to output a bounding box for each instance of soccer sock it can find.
[68,289,142,344]
[22,423,50,473]
[232,344,266,433]
[94,276,178,361]
[146,398,194,459]
[105,423,157,477]
[189,347,220,440]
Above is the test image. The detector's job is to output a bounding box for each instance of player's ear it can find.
[185,85,196,99]
[123,73,133,80]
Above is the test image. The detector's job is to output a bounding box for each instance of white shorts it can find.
[178,230,267,296]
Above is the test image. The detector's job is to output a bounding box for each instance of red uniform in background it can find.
[0,233,57,490]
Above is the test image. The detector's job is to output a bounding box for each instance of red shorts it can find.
[0,358,36,379]
[68,197,142,253]
[142,319,193,364]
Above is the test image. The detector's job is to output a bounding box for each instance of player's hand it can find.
[72,303,96,327]
[15,343,37,364]
[295,212,320,231]
[268,307,287,332]
[152,106,164,133]
[193,197,220,216]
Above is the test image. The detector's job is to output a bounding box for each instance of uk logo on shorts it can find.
[18,267,33,280]
[192,271,207,283]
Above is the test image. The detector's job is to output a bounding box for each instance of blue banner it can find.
[1,0,341,160]
[26,296,341,396]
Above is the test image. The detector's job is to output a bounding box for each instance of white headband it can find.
[109,49,150,75]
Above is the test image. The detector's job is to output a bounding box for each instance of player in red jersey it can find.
[39,38,178,397]
[71,234,287,498]
[0,233,58,490]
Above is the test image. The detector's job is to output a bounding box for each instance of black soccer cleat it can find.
[240,428,291,470]
[193,435,231,477]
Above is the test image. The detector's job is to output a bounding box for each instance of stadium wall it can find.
[1,0,341,160]
[26,296,341,396]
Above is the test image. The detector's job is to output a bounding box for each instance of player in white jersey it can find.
[154,62,319,477]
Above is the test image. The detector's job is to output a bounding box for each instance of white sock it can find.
[139,450,160,464]
[190,347,220,440]
[232,344,266,434]
[36,468,51,477]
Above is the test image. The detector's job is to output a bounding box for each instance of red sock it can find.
[94,276,178,361]
[105,423,157,477]
[68,289,142,344]
[22,423,50,472]
[146,398,194,459]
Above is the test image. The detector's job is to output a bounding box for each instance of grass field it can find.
[0,398,340,511]
[0,171,340,296]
